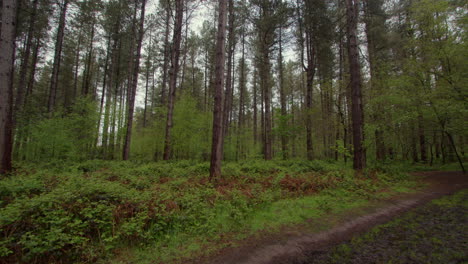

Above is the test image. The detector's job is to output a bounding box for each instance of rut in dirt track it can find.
[205,171,467,264]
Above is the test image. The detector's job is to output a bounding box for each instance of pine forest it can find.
[0,0,466,263]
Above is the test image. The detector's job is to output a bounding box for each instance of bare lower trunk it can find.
[48,0,69,115]
[223,0,235,139]
[161,3,171,106]
[418,113,427,163]
[253,71,258,145]
[0,0,17,174]
[15,0,38,114]
[163,0,184,160]
[236,29,246,160]
[209,0,228,180]
[263,55,272,160]
[123,0,147,160]
[278,27,287,160]
[346,0,365,171]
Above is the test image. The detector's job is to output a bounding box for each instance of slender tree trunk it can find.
[204,49,209,111]
[143,59,150,128]
[223,0,235,139]
[15,0,38,114]
[253,70,258,146]
[48,0,69,115]
[163,0,184,160]
[418,113,427,163]
[83,20,96,97]
[236,28,246,160]
[434,131,441,160]
[96,36,111,151]
[73,31,83,100]
[0,0,17,174]
[345,0,365,171]
[161,2,171,106]
[26,36,40,98]
[411,124,419,163]
[363,0,386,162]
[209,0,228,180]
[263,51,272,160]
[278,27,288,160]
[180,3,190,91]
[291,88,297,157]
[123,0,147,160]
[446,132,466,174]
[302,5,316,161]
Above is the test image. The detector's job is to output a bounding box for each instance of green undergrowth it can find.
[0,159,423,263]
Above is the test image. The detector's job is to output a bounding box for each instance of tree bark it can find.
[345,0,366,171]
[299,0,316,161]
[83,19,96,97]
[96,36,111,152]
[253,70,258,146]
[123,0,147,160]
[48,0,69,115]
[163,0,184,160]
[160,1,171,106]
[15,0,38,114]
[223,0,235,139]
[278,27,288,160]
[236,28,246,160]
[0,0,17,174]
[209,0,228,180]
[418,113,427,163]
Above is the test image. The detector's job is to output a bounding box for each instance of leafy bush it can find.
[0,159,414,263]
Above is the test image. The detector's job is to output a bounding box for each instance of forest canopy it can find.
[0,0,466,174]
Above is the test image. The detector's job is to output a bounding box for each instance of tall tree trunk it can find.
[363,0,386,161]
[26,36,40,98]
[0,0,17,174]
[15,0,38,114]
[418,113,427,163]
[236,28,246,160]
[180,2,190,91]
[48,0,69,115]
[299,1,316,161]
[203,48,209,111]
[83,20,96,97]
[73,31,83,100]
[96,36,112,152]
[123,0,147,160]
[345,0,365,171]
[160,1,171,106]
[223,0,235,139]
[163,0,184,160]
[411,124,419,163]
[278,27,288,160]
[143,59,150,128]
[209,0,228,180]
[263,51,272,160]
[253,70,258,146]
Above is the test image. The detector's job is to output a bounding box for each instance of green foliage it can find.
[131,93,212,161]
[0,160,419,263]
[20,98,99,162]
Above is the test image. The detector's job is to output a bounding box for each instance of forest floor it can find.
[199,171,468,264]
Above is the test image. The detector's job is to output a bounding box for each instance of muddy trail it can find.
[201,171,467,264]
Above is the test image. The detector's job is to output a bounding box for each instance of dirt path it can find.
[202,171,467,264]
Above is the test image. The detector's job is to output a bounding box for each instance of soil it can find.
[199,171,468,264]
[304,192,467,264]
